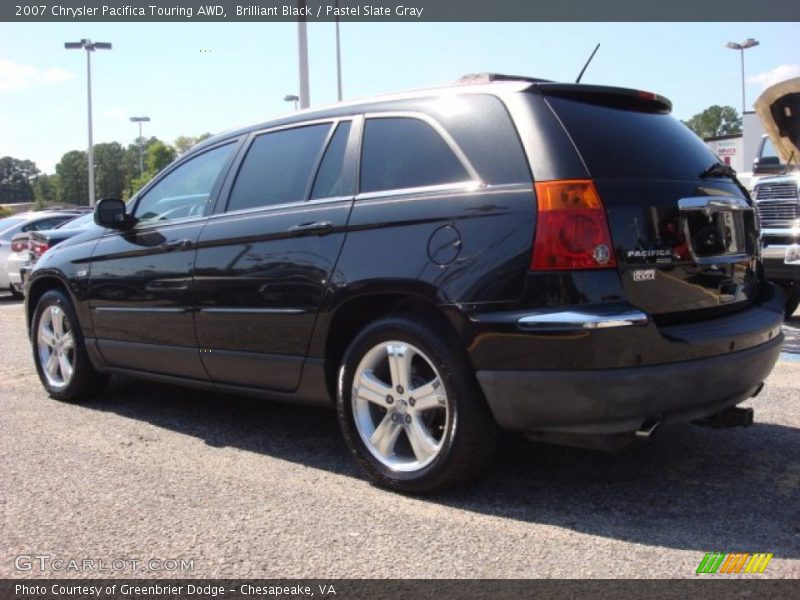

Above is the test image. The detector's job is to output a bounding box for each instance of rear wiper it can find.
[700,162,738,180]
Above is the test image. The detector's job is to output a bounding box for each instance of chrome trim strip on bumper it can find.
[517,309,649,331]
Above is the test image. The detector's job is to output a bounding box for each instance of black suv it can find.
[27,75,784,493]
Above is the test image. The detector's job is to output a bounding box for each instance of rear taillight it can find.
[11,239,28,253]
[31,242,49,257]
[531,179,616,270]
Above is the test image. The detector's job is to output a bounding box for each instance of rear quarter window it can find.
[360,117,470,194]
[546,95,719,180]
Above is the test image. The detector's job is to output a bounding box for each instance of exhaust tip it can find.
[635,418,661,439]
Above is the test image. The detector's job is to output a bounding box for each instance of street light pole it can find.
[129,116,151,175]
[297,0,310,109]
[65,39,112,207]
[284,94,300,111]
[726,38,759,114]
[335,0,342,101]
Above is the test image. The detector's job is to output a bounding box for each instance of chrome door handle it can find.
[160,239,194,252]
[287,221,334,235]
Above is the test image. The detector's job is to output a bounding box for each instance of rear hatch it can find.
[541,87,759,320]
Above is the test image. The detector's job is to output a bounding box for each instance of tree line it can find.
[0,133,212,207]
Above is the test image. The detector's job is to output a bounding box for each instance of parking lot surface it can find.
[1,296,798,579]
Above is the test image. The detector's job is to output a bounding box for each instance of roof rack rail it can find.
[456,73,553,85]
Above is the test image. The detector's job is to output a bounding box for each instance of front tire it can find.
[337,315,498,493]
[32,289,109,402]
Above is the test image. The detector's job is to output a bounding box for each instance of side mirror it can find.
[94,198,132,230]
[753,156,782,175]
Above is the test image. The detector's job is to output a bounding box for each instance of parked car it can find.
[750,76,800,319]
[0,212,79,298]
[26,74,784,493]
[9,213,98,296]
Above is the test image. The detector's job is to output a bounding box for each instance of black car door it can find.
[192,118,359,392]
[88,140,240,379]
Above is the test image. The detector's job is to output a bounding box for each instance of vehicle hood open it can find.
[754,76,800,165]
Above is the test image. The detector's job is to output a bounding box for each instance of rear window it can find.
[546,95,719,180]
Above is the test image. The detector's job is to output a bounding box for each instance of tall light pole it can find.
[334,0,343,101]
[129,116,150,175]
[65,39,111,207]
[726,38,759,114]
[297,1,310,109]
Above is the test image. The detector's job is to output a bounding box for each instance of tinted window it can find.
[228,123,332,212]
[761,137,783,163]
[311,121,353,199]
[29,216,73,231]
[58,213,95,229]
[360,118,470,193]
[546,96,719,180]
[135,143,235,223]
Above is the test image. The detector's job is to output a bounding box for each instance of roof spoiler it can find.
[535,83,672,114]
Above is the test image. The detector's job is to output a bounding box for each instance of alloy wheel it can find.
[37,305,76,390]
[352,341,450,472]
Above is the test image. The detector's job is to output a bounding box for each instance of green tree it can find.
[682,105,742,139]
[33,173,60,208]
[174,132,214,155]
[146,141,177,173]
[94,142,126,199]
[55,150,89,205]
[128,140,177,197]
[0,156,39,203]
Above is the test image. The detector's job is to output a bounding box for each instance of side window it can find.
[360,117,470,194]
[30,216,72,231]
[134,143,235,224]
[228,123,332,212]
[311,121,353,199]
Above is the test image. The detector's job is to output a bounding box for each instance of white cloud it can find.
[0,59,76,91]
[747,64,800,90]
[39,67,76,83]
[0,60,37,91]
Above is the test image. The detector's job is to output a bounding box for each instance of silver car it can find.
[0,212,79,297]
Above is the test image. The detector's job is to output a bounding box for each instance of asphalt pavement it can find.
[1,295,798,579]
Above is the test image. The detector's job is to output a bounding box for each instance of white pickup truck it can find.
[750,77,800,318]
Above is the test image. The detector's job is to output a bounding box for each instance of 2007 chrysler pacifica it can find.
[27,74,784,492]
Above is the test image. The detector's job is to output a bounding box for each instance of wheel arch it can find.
[26,273,74,336]
[319,288,469,403]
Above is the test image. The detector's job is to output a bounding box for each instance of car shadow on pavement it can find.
[90,375,800,558]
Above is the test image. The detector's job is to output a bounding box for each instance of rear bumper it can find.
[478,335,782,434]
[472,285,785,435]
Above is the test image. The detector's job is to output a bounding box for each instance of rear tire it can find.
[32,289,109,402]
[337,315,498,494]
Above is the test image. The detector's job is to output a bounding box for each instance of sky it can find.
[1,21,799,173]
